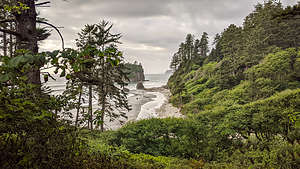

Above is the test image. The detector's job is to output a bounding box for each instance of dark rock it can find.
[162,85,168,89]
[124,88,130,92]
[136,82,145,90]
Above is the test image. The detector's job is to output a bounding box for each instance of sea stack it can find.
[136,81,145,90]
[124,62,145,82]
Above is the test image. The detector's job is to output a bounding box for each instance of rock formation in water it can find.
[124,62,145,82]
[136,81,145,90]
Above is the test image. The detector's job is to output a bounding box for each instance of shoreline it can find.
[106,85,183,130]
[145,86,183,119]
[67,85,183,131]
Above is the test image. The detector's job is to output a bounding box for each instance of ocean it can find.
[127,73,171,90]
[46,73,171,95]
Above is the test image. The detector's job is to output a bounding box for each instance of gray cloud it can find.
[39,0,298,74]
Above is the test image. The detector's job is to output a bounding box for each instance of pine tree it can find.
[74,21,130,131]
[199,32,209,58]
[170,53,180,71]
[184,34,194,60]
[96,45,130,131]
[193,39,200,58]
[207,33,222,62]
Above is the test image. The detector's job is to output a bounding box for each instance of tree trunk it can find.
[88,85,93,130]
[100,51,106,132]
[15,0,40,87]
[75,85,83,127]
[3,31,7,56]
[9,22,13,58]
[101,93,106,132]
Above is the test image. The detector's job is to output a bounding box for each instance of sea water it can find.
[46,74,171,94]
[127,73,171,90]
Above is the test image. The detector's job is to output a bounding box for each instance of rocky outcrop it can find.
[136,82,145,90]
[129,71,145,82]
[124,62,145,82]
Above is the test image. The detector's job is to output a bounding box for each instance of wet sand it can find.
[114,86,184,128]
[102,90,156,130]
[145,87,183,118]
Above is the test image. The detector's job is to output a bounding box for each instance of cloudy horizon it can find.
[39,0,298,74]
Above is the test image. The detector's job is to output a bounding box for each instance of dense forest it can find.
[0,0,299,169]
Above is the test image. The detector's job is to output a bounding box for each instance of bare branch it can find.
[35,1,51,6]
[36,6,50,8]
[36,20,65,50]
[41,72,56,81]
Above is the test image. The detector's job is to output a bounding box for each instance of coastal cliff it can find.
[124,62,145,82]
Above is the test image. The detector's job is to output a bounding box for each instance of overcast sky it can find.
[39,0,298,74]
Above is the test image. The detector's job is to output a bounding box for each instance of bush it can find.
[108,117,232,161]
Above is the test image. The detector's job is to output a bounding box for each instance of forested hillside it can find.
[165,1,300,167]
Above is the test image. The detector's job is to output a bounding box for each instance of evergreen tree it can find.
[74,21,130,131]
[193,39,201,59]
[96,45,130,131]
[199,32,209,58]
[170,53,180,71]
[178,42,186,62]
[184,34,194,60]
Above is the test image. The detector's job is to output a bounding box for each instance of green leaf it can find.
[0,74,9,83]
[51,57,59,65]
[54,68,59,74]
[295,119,300,128]
[60,69,66,77]
[59,126,65,131]
[9,55,27,68]
[66,74,71,80]
[44,74,49,82]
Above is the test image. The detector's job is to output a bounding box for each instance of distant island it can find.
[124,61,145,82]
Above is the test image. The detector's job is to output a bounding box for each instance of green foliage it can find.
[246,48,298,82]
[79,129,204,169]
[204,136,300,169]
[0,121,84,169]
[0,60,81,168]
[3,2,29,14]
[167,2,300,168]
[57,21,131,130]
[108,118,235,162]
[1,0,300,168]
[0,16,132,168]
[169,32,210,72]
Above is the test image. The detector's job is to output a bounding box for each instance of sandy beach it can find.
[145,86,183,119]
[102,86,183,130]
